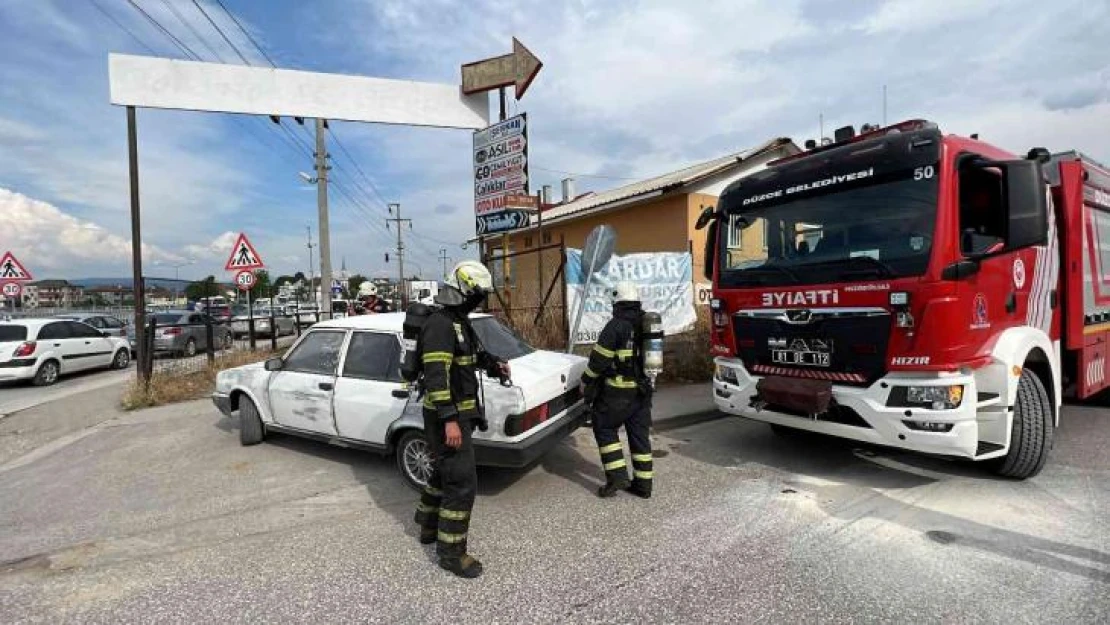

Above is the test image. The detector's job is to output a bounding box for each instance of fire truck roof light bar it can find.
[778,119,938,167]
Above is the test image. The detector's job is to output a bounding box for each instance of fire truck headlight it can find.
[715,364,739,385]
[903,385,964,410]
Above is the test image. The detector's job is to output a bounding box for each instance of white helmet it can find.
[357,281,377,298]
[612,281,639,303]
[446,260,494,297]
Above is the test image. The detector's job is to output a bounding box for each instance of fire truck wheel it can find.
[992,369,1054,480]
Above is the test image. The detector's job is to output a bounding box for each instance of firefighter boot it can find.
[597,476,631,498]
[439,554,483,579]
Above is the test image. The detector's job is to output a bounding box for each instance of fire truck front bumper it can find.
[712,358,982,459]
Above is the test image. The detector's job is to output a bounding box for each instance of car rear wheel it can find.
[396,430,432,492]
[32,360,60,386]
[239,396,265,446]
[111,349,130,370]
[183,338,197,358]
[992,369,1053,479]
[223,333,234,350]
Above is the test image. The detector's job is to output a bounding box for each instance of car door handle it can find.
[391,389,409,399]
[53,343,61,347]
[318,382,334,391]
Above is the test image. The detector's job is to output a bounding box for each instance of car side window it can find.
[67,322,103,339]
[188,314,204,325]
[102,317,123,329]
[283,331,346,376]
[85,317,104,329]
[38,322,70,340]
[342,332,402,382]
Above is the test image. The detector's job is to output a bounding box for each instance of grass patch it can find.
[121,349,278,410]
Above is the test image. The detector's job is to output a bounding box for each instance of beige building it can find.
[488,138,799,306]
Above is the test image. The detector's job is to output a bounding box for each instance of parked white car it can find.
[0,319,132,386]
[213,313,588,489]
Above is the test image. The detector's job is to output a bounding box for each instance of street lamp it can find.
[155,258,195,306]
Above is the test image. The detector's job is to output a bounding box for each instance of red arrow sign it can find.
[461,38,543,100]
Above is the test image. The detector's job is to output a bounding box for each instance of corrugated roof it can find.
[540,137,794,224]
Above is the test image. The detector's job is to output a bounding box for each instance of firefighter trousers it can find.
[413,409,477,558]
[592,393,653,494]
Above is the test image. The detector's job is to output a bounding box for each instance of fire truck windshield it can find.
[717,157,940,288]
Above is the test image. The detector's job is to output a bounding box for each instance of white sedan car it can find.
[213,313,588,489]
[0,319,132,386]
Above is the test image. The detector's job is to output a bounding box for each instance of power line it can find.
[191,0,251,64]
[125,0,200,60]
[88,0,157,54]
[327,128,390,208]
[213,0,277,67]
[161,0,226,62]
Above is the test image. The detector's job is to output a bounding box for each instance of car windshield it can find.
[0,326,28,342]
[472,317,534,361]
[718,145,940,288]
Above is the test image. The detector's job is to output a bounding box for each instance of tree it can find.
[347,274,367,295]
[249,270,272,299]
[185,276,218,301]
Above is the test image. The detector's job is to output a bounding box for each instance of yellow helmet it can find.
[446,260,493,297]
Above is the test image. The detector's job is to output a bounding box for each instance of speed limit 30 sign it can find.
[235,270,256,291]
[2,282,21,298]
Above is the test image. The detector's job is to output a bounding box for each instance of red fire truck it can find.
[698,119,1110,479]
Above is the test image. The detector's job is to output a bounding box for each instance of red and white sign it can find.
[1,282,21,299]
[473,114,529,218]
[224,233,265,271]
[235,270,256,291]
[0,251,32,281]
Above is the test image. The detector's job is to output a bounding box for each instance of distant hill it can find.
[70,278,215,290]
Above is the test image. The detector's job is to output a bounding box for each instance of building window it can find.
[542,231,552,245]
[727,215,744,249]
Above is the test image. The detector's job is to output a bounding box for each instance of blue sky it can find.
[1,0,1107,282]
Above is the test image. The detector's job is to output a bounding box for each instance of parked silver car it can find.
[55,314,129,339]
[230,308,296,339]
[149,311,234,357]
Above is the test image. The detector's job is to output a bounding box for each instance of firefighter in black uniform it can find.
[412,260,509,579]
[581,281,654,499]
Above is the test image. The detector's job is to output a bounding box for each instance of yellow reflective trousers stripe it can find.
[599,442,623,454]
[439,509,470,521]
[634,470,654,480]
[583,367,599,378]
[427,390,452,402]
[632,453,653,463]
[454,355,476,366]
[604,459,627,470]
[457,399,477,411]
[437,531,466,544]
[606,376,638,389]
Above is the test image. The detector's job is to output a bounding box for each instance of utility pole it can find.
[438,248,451,281]
[386,203,411,306]
[306,224,317,307]
[315,118,333,318]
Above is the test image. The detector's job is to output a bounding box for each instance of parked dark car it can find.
[148,311,234,357]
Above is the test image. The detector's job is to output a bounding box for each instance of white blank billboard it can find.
[109,54,490,130]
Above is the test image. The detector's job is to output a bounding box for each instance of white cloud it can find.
[0,187,178,276]
[182,231,239,260]
[862,0,1008,34]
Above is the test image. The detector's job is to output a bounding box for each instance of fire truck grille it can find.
[734,309,891,386]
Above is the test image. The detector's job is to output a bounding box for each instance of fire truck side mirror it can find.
[1001,159,1049,251]
[703,220,719,282]
[695,206,716,230]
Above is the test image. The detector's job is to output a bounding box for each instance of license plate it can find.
[771,350,831,367]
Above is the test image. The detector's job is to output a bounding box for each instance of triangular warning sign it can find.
[224,233,265,271]
[0,251,32,281]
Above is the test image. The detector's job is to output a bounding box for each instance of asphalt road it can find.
[0,391,1106,623]
[0,368,131,419]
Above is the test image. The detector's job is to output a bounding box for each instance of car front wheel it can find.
[239,396,265,446]
[395,430,432,492]
[111,349,130,370]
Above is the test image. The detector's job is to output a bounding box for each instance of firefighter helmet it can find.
[446,260,493,297]
[612,281,639,303]
[357,281,378,298]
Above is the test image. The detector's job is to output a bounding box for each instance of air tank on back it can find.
[641,310,663,386]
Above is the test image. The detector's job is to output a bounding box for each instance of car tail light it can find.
[504,402,551,436]
[13,341,36,358]
[162,327,182,336]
